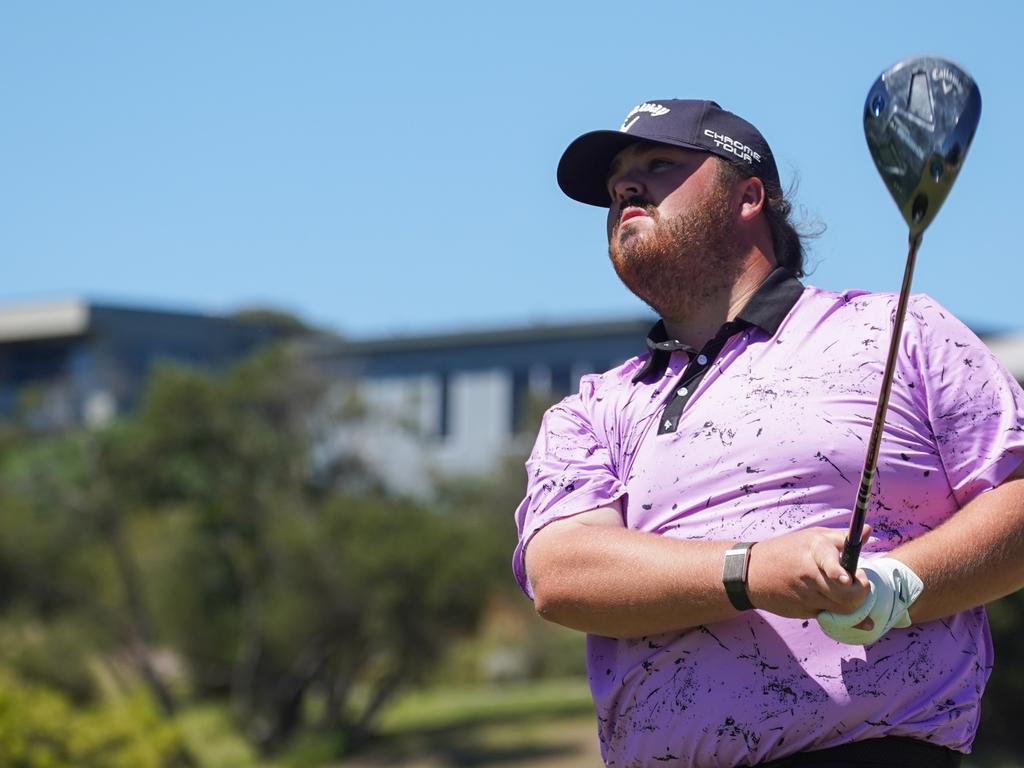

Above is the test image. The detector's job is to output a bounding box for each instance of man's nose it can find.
[610,173,644,203]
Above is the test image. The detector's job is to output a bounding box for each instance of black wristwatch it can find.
[722,541,756,611]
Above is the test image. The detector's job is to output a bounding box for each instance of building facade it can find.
[4,297,1022,497]
[308,319,656,495]
[0,299,287,430]
[310,320,1024,496]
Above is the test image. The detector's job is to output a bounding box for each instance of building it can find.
[308,318,656,495]
[310,320,1024,497]
[4,297,1023,496]
[0,299,290,430]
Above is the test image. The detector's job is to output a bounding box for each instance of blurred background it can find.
[1,2,1022,766]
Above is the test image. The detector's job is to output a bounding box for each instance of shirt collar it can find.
[631,266,805,384]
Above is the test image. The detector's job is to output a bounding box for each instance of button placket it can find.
[656,324,746,436]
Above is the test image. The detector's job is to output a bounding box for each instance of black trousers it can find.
[755,736,963,768]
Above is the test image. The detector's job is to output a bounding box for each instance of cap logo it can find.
[620,102,671,132]
[703,129,762,165]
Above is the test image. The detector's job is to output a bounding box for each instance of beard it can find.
[608,175,746,322]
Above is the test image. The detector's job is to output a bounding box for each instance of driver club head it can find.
[864,56,981,237]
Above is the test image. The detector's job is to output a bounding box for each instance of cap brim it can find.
[556,130,699,207]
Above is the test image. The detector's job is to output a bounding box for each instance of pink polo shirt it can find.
[514,281,1024,767]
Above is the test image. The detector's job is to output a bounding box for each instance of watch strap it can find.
[723,541,756,611]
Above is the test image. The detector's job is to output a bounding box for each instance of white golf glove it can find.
[816,557,924,646]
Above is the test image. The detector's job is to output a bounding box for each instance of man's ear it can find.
[736,176,766,222]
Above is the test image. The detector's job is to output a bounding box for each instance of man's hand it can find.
[817,556,924,645]
[746,526,872,618]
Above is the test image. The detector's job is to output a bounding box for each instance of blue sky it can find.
[1,2,1019,339]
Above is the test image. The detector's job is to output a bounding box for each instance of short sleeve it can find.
[905,295,1024,505]
[512,388,628,599]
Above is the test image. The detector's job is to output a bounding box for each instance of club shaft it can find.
[840,232,923,575]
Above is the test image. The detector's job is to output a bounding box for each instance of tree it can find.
[0,344,505,755]
[0,426,175,711]
[122,346,495,752]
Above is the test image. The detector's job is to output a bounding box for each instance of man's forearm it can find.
[893,473,1024,624]
[525,508,870,638]
[527,520,739,637]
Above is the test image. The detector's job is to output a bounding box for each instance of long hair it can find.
[716,159,817,277]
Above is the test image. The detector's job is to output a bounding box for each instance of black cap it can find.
[557,99,781,207]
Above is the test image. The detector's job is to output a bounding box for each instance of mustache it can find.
[619,195,657,215]
[612,196,659,244]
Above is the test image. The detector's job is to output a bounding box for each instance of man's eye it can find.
[649,159,675,171]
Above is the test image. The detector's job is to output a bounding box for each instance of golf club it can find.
[840,56,982,575]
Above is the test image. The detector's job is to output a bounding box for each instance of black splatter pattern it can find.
[514,290,1023,766]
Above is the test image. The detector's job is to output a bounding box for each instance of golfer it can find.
[513,99,1024,767]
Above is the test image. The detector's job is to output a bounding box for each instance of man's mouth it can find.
[620,207,650,225]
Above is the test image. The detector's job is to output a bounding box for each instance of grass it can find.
[173,680,1024,767]
[378,678,594,733]
[175,703,280,768]
[172,678,599,768]
[349,678,600,768]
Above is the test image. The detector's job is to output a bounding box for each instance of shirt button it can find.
[677,387,689,397]
[697,354,708,365]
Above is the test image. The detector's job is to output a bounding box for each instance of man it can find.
[513,99,1024,767]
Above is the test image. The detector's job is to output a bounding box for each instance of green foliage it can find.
[173,704,269,768]
[976,591,1024,754]
[0,437,127,700]
[229,308,313,337]
[0,345,495,756]
[0,343,499,759]
[0,618,112,703]
[106,349,495,751]
[5,337,1024,765]
[66,344,1024,764]
[0,667,187,768]
[132,509,242,693]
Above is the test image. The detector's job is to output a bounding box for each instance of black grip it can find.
[840,537,862,576]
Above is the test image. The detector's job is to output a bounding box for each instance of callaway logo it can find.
[932,65,964,95]
[703,129,762,165]
[620,102,671,132]
[893,569,908,605]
